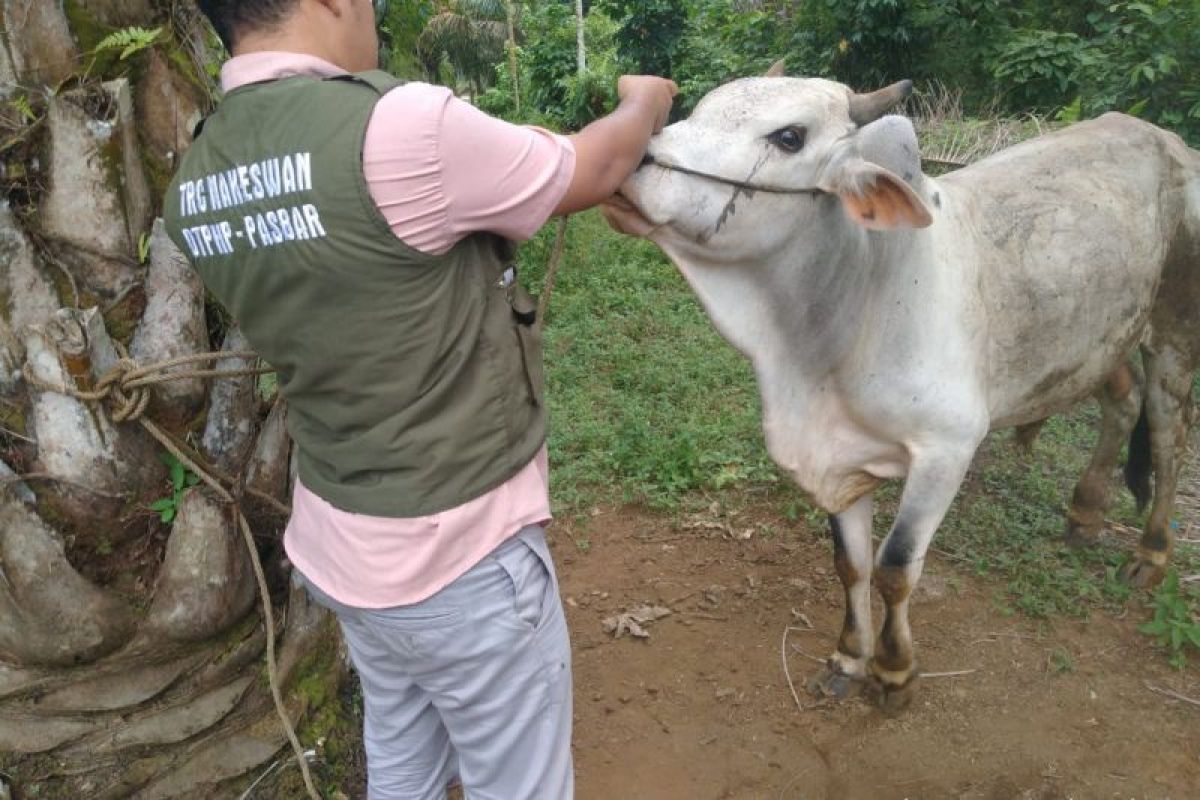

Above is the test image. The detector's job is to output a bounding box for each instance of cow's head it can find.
[607,65,934,261]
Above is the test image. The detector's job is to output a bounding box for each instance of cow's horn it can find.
[848,79,914,125]
[765,59,787,78]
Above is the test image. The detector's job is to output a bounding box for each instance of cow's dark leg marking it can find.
[1123,346,1194,587]
[869,447,976,713]
[807,495,873,699]
[1066,358,1143,546]
[871,560,916,713]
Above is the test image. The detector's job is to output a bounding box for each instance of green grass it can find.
[935,406,1200,626]
[934,414,1141,619]
[518,210,1200,660]
[517,211,780,513]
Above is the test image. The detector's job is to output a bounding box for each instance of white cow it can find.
[604,66,1200,710]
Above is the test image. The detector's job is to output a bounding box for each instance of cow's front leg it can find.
[871,447,976,713]
[807,494,874,700]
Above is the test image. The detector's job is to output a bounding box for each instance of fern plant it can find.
[95,26,162,61]
[11,94,36,123]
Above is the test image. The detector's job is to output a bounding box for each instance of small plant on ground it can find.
[1048,647,1075,674]
[1139,569,1200,669]
[148,451,200,523]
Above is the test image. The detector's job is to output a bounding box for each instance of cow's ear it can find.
[765,59,787,78]
[823,161,933,230]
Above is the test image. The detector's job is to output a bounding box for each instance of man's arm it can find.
[554,76,678,215]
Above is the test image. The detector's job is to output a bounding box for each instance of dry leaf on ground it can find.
[601,605,673,639]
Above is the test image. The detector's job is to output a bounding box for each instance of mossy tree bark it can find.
[0,3,346,797]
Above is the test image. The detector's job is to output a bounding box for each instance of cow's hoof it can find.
[1064,521,1102,549]
[806,665,864,700]
[867,673,919,716]
[1120,557,1166,589]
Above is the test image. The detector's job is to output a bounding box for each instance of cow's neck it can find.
[665,217,929,507]
[666,215,922,387]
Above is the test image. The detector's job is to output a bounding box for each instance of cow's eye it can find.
[768,126,806,153]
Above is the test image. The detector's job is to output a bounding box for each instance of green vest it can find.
[163,71,546,517]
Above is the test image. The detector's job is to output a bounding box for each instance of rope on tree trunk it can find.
[21,346,320,800]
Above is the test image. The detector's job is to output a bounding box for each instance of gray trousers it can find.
[298,525,574,800]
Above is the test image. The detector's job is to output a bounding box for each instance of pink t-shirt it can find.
[219,53,575,607]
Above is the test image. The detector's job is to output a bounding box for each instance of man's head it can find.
[197,0,381,71]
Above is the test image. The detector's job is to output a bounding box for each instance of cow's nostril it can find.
[640,153,656,168]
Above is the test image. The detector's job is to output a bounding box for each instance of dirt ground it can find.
[550,503,1200,800]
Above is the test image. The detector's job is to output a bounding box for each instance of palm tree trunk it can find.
[0,3,344,798]
[506,1,521,114]
[575,0,587,75]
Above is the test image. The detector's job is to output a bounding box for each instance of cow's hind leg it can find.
[871,446,978,714]
[1122,345,1195,587]
[808,495,874,700]
[1066,359,1144,546]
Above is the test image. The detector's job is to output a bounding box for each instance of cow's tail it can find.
[1123,405,1153,512]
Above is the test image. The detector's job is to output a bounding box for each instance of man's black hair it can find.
[196,0,300,51]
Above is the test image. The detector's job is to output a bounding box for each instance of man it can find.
[163,1,676,797]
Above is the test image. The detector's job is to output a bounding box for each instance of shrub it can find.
[989,29,1089,112]
[1077,0,1200,145]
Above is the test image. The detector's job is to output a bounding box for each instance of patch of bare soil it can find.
[552,504,1200,800]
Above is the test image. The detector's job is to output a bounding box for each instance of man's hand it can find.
[617,75,679,134]
[555,75,679,215]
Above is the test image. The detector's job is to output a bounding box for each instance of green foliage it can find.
[1056,95,1083,124]
[911,0,1008,102]
[479,4,619,130]
[415,1,508,94]
[1140,570,1200,669]
[148,452,200,524]
[552,61,620,130]
[600,0,688,77]
[989,30,1089,110]
[1076,1,1200,143]
[95,25,162,61]
[380,0,436,78]
[137,231,151,265]
[521,0,580,109]
[672,0,778,114]
[10,95,37,123]
[803,0,929,88]
[258,371,279,403]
